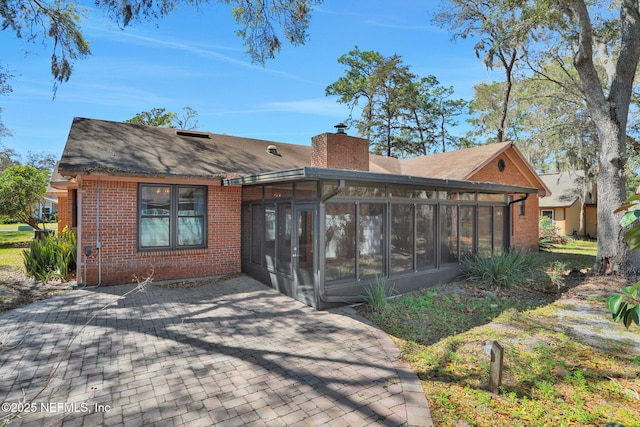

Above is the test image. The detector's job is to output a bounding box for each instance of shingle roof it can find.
[539,172,595,207]
[58,118,312,179]
[57,118,548,195]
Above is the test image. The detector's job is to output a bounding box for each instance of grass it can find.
[0,228,34,274]
[359,240,640,426]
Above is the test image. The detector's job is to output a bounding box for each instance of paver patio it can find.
[0,275,432,426]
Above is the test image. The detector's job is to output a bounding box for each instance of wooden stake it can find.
[489,340,504,394]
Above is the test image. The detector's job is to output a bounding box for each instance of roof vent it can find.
[267,144,281,156]
[176,130,211,139]
[334,123,347,134]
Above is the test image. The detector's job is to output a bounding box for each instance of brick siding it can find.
[469,155,540,252]
[311,132,369,171]
[77,178,241,286]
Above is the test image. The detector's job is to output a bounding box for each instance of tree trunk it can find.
[595,122,638,275]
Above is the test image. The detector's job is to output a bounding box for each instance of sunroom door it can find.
[292,205,317,307]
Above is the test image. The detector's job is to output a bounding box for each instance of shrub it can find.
[22,227,77,283]
[362,275,397,313]
[539,216,568,249]
[462,249,534,289]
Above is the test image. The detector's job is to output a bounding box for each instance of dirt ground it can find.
[0,269,75,313]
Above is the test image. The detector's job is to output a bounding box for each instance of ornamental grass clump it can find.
[23,226,77,283]
[362,275,397,313]
[462,249,534,289]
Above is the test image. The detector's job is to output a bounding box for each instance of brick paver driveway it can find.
[0,276,432,426]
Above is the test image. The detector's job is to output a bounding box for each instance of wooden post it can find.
[489,341,504,394]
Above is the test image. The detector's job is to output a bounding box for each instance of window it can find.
[541,210,554,220]
[519,200,526,216]
[139,184,207,250]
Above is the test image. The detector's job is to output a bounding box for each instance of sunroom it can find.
[227,167,537,310]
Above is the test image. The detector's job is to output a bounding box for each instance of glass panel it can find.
[341,184,385,198]
[494,207,505,255]
[416,204,435,269]
[251,205,262,263]
[441,192,475,201]
[241,205,251,261]
[441,205,458,263]
[178,217,204,246]
[389,186,435,199]
[391,204,414,273]
[359,203,384,277]
[295,182,318,199]
[140,217,169,247]
[478,206,493,257]
[242,186,263,201]
[140,185,171,248]
[177,187,205,246]
[141,186,171,215]
[325,203,356,282]
[322,181,340,198]
[459,205,475,256]
[296,208,315,305]
[478,193,507,202]
[264,204,276,270]
[265,184,293,199]
[277,204,292,274]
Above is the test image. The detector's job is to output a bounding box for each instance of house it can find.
[36,184,64,221]
[539,172,597,237]
[52,118,549,309]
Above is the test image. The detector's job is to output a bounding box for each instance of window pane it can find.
[251,205,262,263]
[178,217,204,246]
[241,205,251,261]
[141,186,170,215]
[441,205,458,263]
[178,187,205,215]
[325,203,356,282]
[295,181,318,198]
[391,204,414,273]
[478,206,493,257]
[140,217,170,247]
[389,186,435,199]
[341,183,385,198]
[460,206,475,256]
[277,204,292,274]
[494,207,505,255]
[242,186,263,201]
[416,205,435,269]
[265,204,276,270]
[265,184,293,199]
[140,185,171,248]
[359,203,384,277]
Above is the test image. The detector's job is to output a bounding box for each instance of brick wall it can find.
[57,194,69,233]
[79,178,241,285]
[311,132,369,171]
[468,154,540,252]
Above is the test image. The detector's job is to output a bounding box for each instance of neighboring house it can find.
[539,172,597,238]
[52,118,549,309]
[34,184,63,222]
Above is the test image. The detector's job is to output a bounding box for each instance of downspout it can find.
[318,179,345,304]
[96,178,102,286]
[508,193,529,250]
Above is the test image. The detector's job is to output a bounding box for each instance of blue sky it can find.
[1,0,494,160]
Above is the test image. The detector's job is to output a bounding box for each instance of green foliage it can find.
[325,46,468,157]
[461,249,534,289]
[22,227,77,283]
[609,195,640,353]
[0,165,49,229]
[362,275,396,313]
[538,215,569,249]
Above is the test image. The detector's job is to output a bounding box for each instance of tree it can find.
[125,106,199,129]
[0,165,49,229]
[434,0,535,142]
[0,65,13,142]
[0,143,20,173]
[2,0,322,87]
[438,0,640,277]
[326,47,467,158]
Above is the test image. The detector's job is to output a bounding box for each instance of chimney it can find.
[311,124,370,171]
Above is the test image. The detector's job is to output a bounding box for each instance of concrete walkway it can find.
[0,276,433,426]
